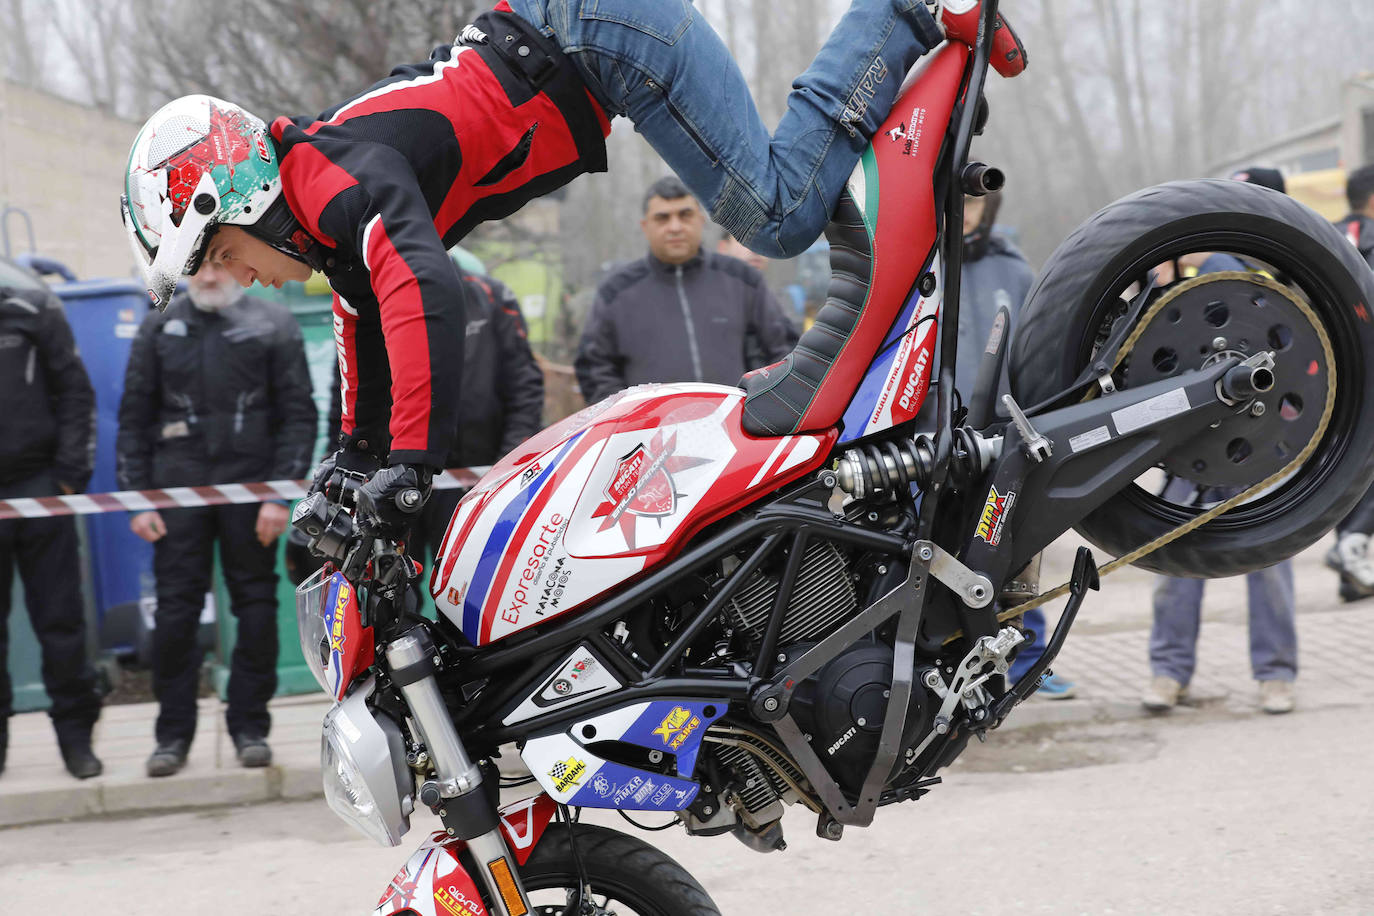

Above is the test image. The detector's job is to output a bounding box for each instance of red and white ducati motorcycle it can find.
[291,3,1374,913]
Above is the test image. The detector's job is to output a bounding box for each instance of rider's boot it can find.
[928,1,1028,77]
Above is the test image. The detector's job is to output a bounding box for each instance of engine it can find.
[723,540,857,643]
[682,539,933,848]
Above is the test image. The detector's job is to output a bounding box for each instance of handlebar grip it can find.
[395,488,425,513]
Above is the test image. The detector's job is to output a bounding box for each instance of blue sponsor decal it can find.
[462,434,583,640]
[568,761,700,812]
[321,571,354,697]
[617,700,725,776]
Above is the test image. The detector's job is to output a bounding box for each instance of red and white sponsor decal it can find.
[590,430,711,547]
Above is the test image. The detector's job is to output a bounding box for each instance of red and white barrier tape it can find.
[0,467,491,521]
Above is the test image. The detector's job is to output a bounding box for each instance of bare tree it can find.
[1,0,48,87]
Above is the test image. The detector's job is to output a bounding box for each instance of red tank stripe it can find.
[433,488,491,598]
[478,434,602,643]
[363,218,434,454]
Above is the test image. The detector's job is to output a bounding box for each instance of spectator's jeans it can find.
[508,0,942,257]
[1150,562,1298,685]
[1148,477,1298,685]
[1007,607,1047,683]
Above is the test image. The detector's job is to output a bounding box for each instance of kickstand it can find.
[991,547,1099,722]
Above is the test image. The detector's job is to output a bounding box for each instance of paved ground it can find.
[1,536,1371,913]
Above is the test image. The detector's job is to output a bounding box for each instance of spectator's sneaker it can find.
[1036,673,1078,700]
[1326,533,1374,599]
[1259,680,1296,715]
[58,731,103,780]
[1338,580,1374,603]
[1141,676,1186,712]
[146,739,189,778]
[232,733,272,768]
[931,1,1028,77]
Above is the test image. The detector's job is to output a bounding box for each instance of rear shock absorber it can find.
[834,428,1001,501]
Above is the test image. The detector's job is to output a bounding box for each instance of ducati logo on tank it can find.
[590,429,711,549]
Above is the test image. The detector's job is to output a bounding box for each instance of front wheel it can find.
[1009,179,1374,577]
[519,823,720,916]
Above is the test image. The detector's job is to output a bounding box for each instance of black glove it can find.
[309,448,380,502]
[356,464,433,530]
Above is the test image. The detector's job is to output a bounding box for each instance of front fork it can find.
[387,628,534,916]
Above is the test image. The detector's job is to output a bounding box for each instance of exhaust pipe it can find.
[961,161,1005,196]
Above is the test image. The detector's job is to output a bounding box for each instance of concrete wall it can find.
[0,80,141,281]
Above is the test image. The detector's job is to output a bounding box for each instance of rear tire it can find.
[1009,179,1374,577]
[519,823,720,916]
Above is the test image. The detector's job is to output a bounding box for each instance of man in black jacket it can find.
[326,266,545,570]
[0,259,103,780]
[575,176,798,405]
[117,261,316,777]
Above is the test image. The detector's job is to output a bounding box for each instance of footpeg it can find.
[1001,395,1052,462]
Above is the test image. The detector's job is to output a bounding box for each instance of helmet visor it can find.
[121,173,218,311]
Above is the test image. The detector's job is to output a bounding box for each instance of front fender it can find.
[374,794,558,916]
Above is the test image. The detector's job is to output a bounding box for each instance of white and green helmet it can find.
[121,94,282,310]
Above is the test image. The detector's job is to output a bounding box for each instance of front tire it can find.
[1009,179,1374,577]
[519,823,720,916]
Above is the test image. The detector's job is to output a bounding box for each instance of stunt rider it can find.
[121,0,1026,526]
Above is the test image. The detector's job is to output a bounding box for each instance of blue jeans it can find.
[1008,607,1047,683]
[1150,562,1298,684]
[508,0,942,257]
[1148,477,1298,684]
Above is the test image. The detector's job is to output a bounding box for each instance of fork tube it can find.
[387,629,532,916]
[387,630,482,791]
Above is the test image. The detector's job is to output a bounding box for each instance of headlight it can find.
[321,677,413,847]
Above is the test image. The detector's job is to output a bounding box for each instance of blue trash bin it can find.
[56,279,157,653]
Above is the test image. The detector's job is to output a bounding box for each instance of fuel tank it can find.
[430,384,836,646]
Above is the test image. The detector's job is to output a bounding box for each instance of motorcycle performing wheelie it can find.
[288,3,1374,913]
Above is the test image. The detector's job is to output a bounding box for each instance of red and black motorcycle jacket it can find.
[270,4,609,469]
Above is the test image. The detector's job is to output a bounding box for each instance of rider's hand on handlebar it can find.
[356,464,433,532]
[308,447,381,504]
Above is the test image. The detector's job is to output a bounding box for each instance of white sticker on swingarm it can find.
[1111,388,1191,436]
[1069,425,1112,453]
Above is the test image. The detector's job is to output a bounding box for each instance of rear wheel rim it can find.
[1069,229,1363,532]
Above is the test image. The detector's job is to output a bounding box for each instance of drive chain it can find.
[1000,270,1338,618]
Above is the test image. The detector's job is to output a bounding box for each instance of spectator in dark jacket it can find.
[326,265,544,571]
[117,260,316,777]
[574,176,798,405]
[0,259,102,780]
[1325,163,1374,600]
